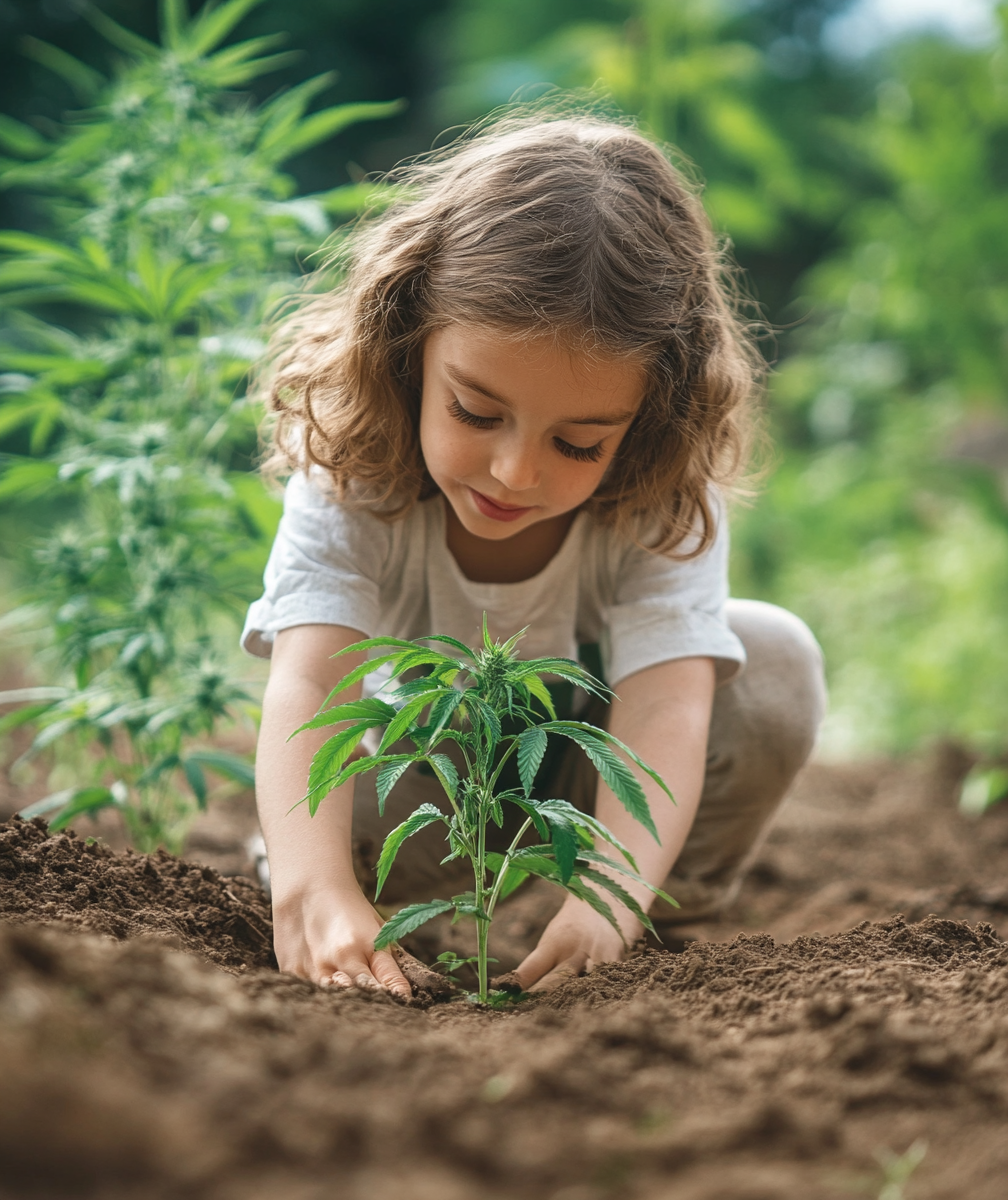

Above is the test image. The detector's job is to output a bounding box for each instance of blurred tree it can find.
[428,0,871,323]
[732,15,1008,753]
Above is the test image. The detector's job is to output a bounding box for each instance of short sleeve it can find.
[240,472,392,658]
[599,506,746,687]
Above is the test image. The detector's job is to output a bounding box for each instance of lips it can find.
[469,488,535,523]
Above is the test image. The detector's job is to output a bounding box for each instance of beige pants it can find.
[352,600,827,927]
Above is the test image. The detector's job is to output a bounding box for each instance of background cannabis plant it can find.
[297,620,677,1003]
[0,0,399,851]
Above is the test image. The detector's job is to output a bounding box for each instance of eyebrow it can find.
[444,363,637,427]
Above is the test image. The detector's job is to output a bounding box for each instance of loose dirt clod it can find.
[1,758,1008,1199]
[0,816,274,970]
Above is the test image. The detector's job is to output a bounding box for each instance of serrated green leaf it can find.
[486,852,530,902]
[466,694,502,747]
[425,753,458,800]
[305,721,373,806]
[318,650,405,708]
[374,898,453,948]
[522,673,557,718]
[424,687,463,746]
[536,799,639,871]
[333,635,420,657]
[509,796,550,840]
[307,753,411,813]
[419,633,476,659]
[547,814,579,883]
[538,722,659,841]
[576,721,676,806]
[375,756,414,813]
[563,874,622,940]
[390,649,460,675]
[575,848,678,908]
[517,726,548,796]
[575,864,657,934]
[508,847,560,878]
[291,695,396,736]
[374,803,446,899]
[376,690,444,754]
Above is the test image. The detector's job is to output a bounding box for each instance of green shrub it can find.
[0,0,399,851]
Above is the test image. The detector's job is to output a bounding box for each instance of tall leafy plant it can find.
[0,0,400,850]
[296,621,677,1004]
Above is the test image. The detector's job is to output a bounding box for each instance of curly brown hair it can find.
[263,110,761,556]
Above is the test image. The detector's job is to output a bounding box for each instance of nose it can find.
[489,434,541,494]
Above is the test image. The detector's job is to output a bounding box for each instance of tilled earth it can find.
[1,745,1008,1200]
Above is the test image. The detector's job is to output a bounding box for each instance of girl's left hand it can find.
[514,894,639,991]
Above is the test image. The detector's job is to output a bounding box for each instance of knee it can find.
[722,599,827,768]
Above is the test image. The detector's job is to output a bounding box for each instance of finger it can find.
[528,953,588,994]
[324,957,377,991]
[513,943,562,991]
[325,970,354,988]
[369,949,413,998]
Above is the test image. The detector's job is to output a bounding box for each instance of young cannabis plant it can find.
[294,619,677,1003]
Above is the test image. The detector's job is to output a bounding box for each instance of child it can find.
[243,113,826,997]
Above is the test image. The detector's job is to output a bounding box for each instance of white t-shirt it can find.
[241,472,745,687]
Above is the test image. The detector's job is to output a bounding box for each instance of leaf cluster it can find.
[298,620,677,998]
[0,1,400,851]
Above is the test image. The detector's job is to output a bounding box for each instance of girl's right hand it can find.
[271,885,412,998]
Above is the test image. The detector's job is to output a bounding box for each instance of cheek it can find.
[561,462,609,503]
[419,403,483,481]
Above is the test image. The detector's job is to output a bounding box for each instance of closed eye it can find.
[448,397,498,429]
[554,438,605,463]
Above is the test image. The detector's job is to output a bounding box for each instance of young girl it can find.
[243,113,826,998]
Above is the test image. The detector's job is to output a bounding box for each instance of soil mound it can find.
[2,756,1008,1199]
[1,912,1007,1199]
[0,816,274,971]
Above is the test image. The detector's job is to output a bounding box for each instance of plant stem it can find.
[485,815,533,921]
[476,787,488,1001]
[476,912,490,1002]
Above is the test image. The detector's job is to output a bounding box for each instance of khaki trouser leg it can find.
[351,599,827,919]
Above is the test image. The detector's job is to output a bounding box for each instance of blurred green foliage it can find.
[435,0,1008,755]
[731,20,1008,753]
[1,0,1006,774]
[0,0,398,849]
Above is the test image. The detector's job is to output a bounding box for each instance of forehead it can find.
[426,324,645,419]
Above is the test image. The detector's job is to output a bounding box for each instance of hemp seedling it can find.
[294,619,677,1002]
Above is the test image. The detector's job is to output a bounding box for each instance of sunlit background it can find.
[0,0,1005,830]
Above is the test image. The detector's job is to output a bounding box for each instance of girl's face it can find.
[420,325,644,542]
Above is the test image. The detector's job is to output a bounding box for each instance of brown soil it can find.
[1,746,1008,1199]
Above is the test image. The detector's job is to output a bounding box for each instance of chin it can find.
[465,512,537,540]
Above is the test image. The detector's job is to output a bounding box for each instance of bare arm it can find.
[516,655,716,990]
[257,623,410,995]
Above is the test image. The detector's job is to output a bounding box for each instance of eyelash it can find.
[447,398,606,464]
[448,397,496,429]
[554,439,605,463]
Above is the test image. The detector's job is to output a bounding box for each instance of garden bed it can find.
[1,750,1007,1199]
